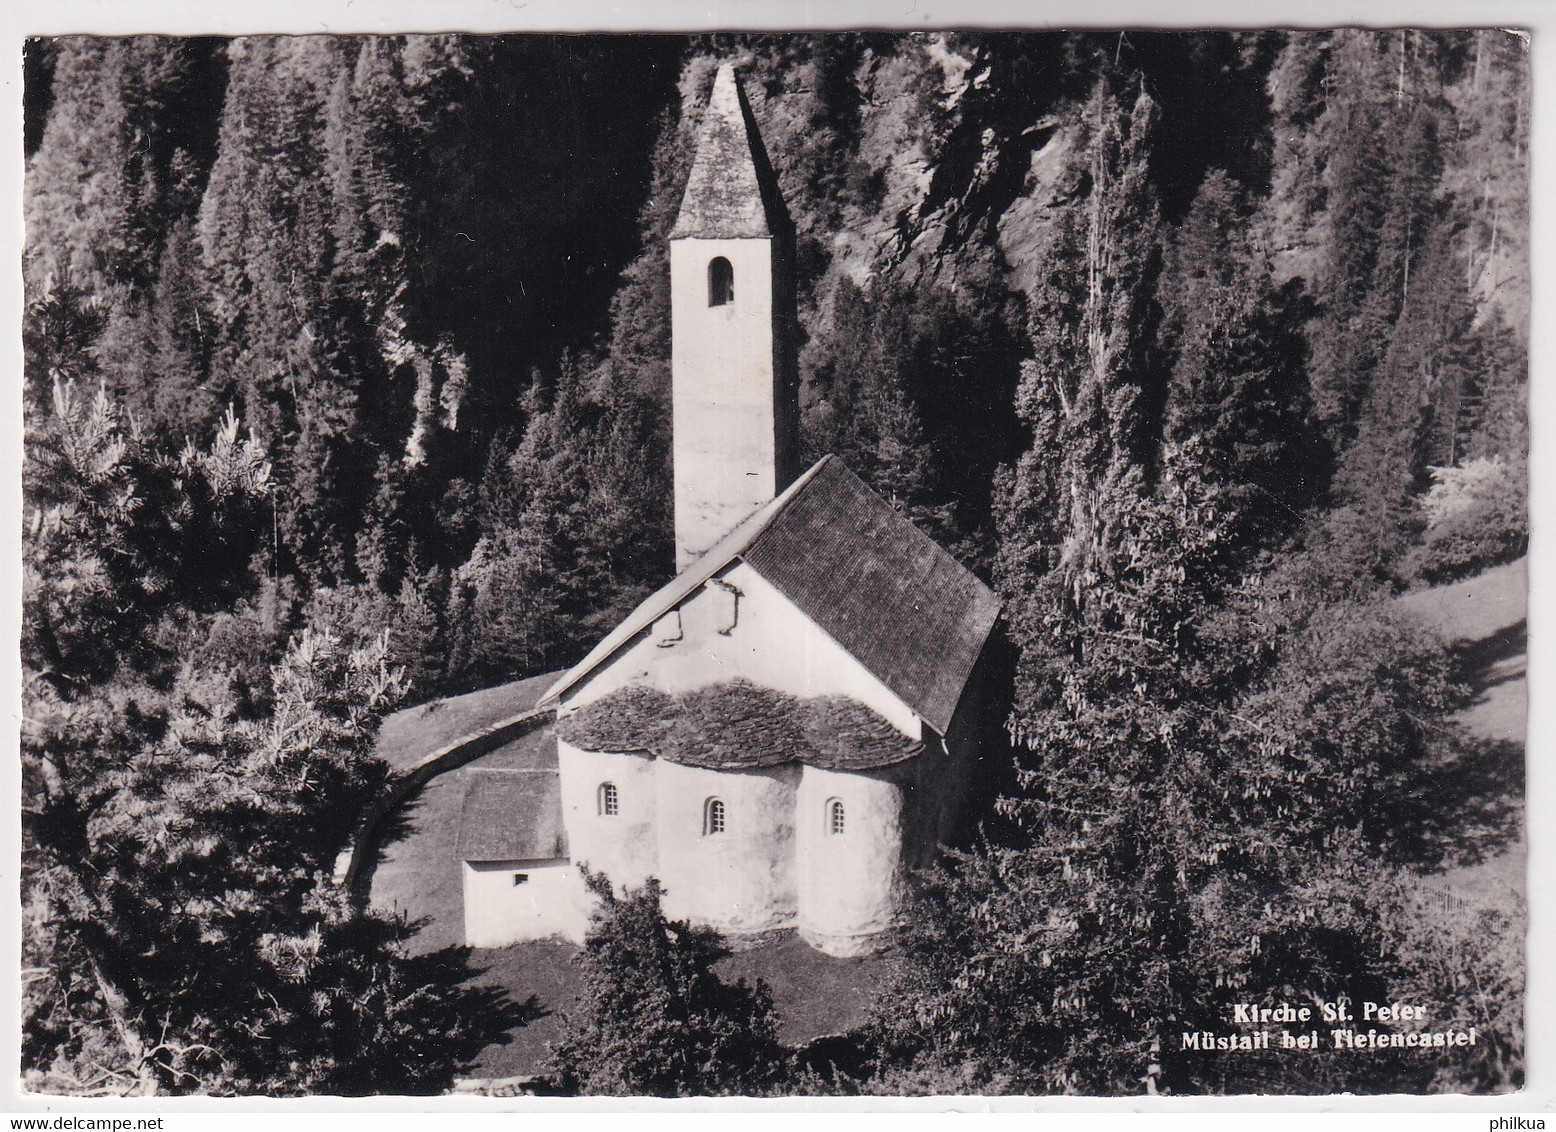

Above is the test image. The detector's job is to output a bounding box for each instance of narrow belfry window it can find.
[704,797,727,836]
[708,257,734,306]
[828,799,846,836]
[512,873,529,886]
[599,782,619,817]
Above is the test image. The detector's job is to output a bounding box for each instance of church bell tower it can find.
[669,63,799,571]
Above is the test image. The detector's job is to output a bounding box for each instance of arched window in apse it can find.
[708,257,734,306]
[704,797,727,836]
[598,782,619,817]
[828,799,846,836]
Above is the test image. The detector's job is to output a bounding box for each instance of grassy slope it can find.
[1397,557,1527,748]
[457,942,580,1080]
[718,933,900,1045]
[1396,557,1527,647]
[375,671,560,773]
[458,934,899,1080]
[1396,557,1527,906]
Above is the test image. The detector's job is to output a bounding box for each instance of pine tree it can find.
[995,69,1166,729]
[892,56,1489,1095]
[25,37,220,410]
[23,379,271,693]
[802,277,952,540]
[1157,168,1318,557]
[1262,32,1329,282]
[26,38,180,300]
[20,625,491,1095]
[141,215,216,431]
[22,390,497,1095]
[1316,95,1489,588]
[23,279,105,419]
[196,37,354,580]
[197,36,473,586]
[1442,30,1529,336]
[453,355,670,682]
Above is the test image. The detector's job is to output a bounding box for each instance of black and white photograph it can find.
[11,4,1537,1109]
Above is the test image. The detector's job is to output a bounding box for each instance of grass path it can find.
[1397,557,1526,747]
[1396,558,1526,907]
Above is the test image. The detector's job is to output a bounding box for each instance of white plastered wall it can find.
[795,764,903,956]
[563,562,920,736]
[462,859,588,947]
[556,745,658,889]
[655,760,800,933]
[670,236,780,570]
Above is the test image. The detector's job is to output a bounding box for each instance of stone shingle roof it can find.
[665,680,810,769]
[742,458,1001,735]
[542,456,1000,734]
[455,769,568,863]
[801,695,927,771]
[669,63,791,241]
[556,679,924,771]
[554,685,674,755]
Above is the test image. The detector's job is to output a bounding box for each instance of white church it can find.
[457,63,1000,958]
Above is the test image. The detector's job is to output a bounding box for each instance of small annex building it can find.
[457,62,1000,957]
[457,766,577,948]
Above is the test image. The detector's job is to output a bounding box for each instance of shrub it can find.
[552,873,788,1096]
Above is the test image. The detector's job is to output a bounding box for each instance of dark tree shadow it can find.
[1393,733,1524,869]
[297,907,553,1097]
[1383,619,1527,868]
[409,941,551,1024]
[360,937,549,1096]
[1449,619,1526,705]
[372,790,429,855]
[345,782,436,908]
[953,626,1022,850]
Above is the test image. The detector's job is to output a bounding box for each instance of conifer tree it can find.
[141,216,215,431]
[26,38,180,300]
[22,387,497,1095]
[197,36,473,586]
[802,278,952,540]
[1442,30,1529,336]
[451,355,669,682]
[995,69,1166,725]
[893,58,1485,1095]
[1157,169,1318,557]
[25,37,220,412]
[197,37,357,580]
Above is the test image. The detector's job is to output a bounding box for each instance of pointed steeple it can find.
[671,63,791,240]
[667,61,799,571]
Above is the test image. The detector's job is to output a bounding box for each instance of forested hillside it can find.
[22,30,1528,1096]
